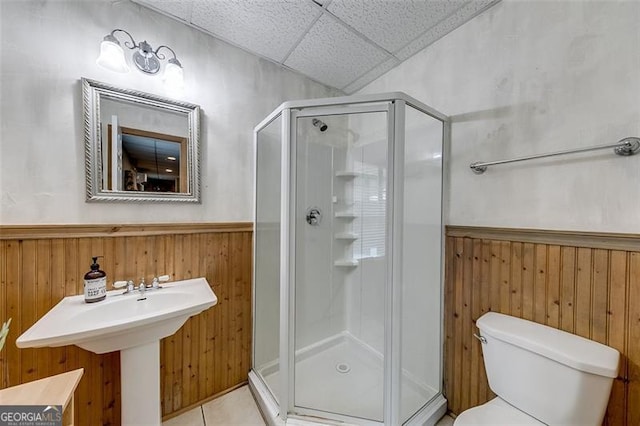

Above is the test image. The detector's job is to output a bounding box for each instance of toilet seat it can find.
[453,397,544,425]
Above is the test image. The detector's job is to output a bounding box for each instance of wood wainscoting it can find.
[444,226,640,425]
[0,223,253,425]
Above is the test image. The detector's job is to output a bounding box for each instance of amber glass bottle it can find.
[84,256,107,303]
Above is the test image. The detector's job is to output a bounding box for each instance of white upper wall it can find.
[358,0,640,233]
[0,0,339,225]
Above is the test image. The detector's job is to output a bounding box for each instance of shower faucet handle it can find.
[306,207,322,226]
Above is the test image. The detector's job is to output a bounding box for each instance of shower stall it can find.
[250,92,448,425]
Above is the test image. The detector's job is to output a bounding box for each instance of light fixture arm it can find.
[109,29,138,50]
[154,45,178,61]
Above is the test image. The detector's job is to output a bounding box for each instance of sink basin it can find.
[16,277,217,425]
[17,277,217,354]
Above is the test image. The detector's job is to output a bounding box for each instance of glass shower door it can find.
[292,108,390,422]
[253,114,282,401]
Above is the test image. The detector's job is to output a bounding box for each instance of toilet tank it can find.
[477,312,619,426]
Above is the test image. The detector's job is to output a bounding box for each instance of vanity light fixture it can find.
[96,29,184,91]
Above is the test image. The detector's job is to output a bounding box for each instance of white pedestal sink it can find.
[16,277,217,426]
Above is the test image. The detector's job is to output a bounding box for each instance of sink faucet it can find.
[114,275,170,296]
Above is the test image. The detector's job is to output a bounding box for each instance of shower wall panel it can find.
[344,113,389,356]
[295,117,347,349]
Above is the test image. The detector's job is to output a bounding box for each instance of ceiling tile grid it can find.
[284,14,391,90]
[133,0,501,93]
[189,0,322,62]
[326,0,468,53]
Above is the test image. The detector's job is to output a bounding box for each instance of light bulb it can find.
[163,58,184,93]
[96,37,130,73]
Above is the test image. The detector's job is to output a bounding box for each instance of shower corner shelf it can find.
[334,233,358,241]
[335,171,375,179]
[335,171,359,178]
[333,259,359,267]
[335,211,357,219]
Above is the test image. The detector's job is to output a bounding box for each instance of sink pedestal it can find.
[121,341,161,425]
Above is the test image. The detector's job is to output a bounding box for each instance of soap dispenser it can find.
[84,256,107,303]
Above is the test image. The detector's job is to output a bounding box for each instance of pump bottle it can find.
[84,256,107,303]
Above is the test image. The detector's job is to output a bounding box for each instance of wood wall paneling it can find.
[444,227,639,425]
[0,223,253,425]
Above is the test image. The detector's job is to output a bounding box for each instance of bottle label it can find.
[84,277,107,301]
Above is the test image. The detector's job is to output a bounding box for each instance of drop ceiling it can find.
[134,0,500,93]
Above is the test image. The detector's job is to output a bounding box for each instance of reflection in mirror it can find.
[83,78,200,202]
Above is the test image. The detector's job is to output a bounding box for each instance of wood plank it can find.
[443,237,455,404]
[189,234,201,403]
[0,242,6,387]
[469,239,484,407]
[35,240,52,384]
[451,237,464,414]
[591,249,609,345]
[627,251,640,426]
[241,232,253,380]
[76,239,94,424]
[20,240,38,384]
[575,248,592,339]
[533,244,547,324]
[161,234,175,415]
[216,233,230,393]
[205,233,218,397]
[460,238,473,411]
[489,241,501,314]
[510,242,523,318]
[606,250,627,426]
[521,243,535,321]
[477,240,491,402]
[546,245,560,328]
[5,241,21,387]
[469,239,482,408]
[559,246,576,333]
[47,239,68,375]
[172,235,185,411]
[499,241,511,315]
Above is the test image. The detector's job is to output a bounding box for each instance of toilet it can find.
[454,312,619,425]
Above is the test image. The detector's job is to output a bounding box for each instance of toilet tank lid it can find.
[477,313,619,378]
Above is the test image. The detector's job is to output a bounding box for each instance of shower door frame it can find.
[251,92,450,426]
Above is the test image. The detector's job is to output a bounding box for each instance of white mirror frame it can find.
[82,78,201,203]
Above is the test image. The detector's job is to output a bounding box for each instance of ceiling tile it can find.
[135,0,193,21]
[189,0,321,63]
[342,57,401,94]
[327,0,468,53]
[395,0,499,60]
[284,14,390,89]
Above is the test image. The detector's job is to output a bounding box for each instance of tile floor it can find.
[163,385,455,426]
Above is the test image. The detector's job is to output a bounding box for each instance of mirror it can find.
[82,78,201,202]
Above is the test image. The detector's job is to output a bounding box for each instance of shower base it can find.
[250,332,445,425]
